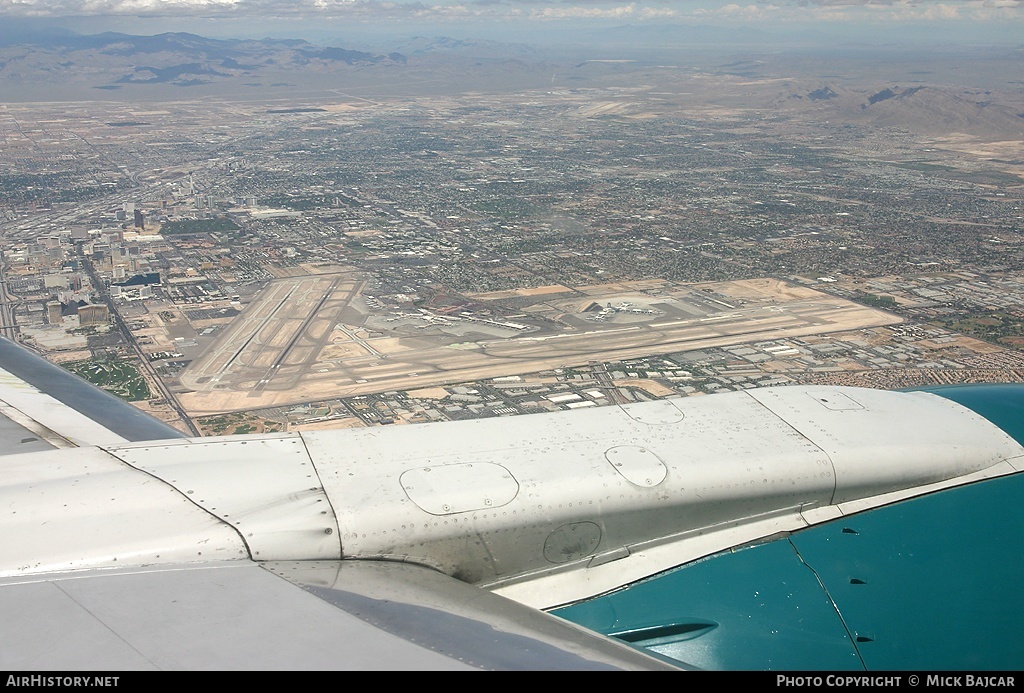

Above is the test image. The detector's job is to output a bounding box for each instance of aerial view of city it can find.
[2,0,1024,674]
[2,21,1021,437]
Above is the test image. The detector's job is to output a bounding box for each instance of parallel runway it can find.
[179,275,363,395]
[175,276,902,415]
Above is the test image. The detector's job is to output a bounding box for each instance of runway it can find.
[175,275,902,415]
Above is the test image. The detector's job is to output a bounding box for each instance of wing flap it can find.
[0,560,679,671]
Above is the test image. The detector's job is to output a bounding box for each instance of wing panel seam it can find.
[50,580,161,669]
[298,434,344,557]
[742,391,840,506]
[100,446,255,560]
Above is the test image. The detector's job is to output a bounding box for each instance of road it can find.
[0,259,19,342]
[76,244,201,436]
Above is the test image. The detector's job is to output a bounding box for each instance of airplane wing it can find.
[1,335,1022,671]
[0,336,185,449]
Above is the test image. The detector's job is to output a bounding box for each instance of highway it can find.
[0,261,18,341]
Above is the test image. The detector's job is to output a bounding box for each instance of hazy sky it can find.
[1,0,1021,47]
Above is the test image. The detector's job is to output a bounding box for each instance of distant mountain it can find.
[806,86,838,101]
[854,85,1024,137]
[865,86,927,106]
[374,36,538,61]
[0,30,404,93]
[781,83,1024,139]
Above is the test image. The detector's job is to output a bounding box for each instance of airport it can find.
[175,275,902,414]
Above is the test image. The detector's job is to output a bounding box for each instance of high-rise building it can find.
[78,304,109,326]
[46,301,63,326]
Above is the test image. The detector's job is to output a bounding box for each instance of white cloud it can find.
[0,0,1019,23]
[693,2,780,18]
[532,2,678,17]
[1,0,243,15]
